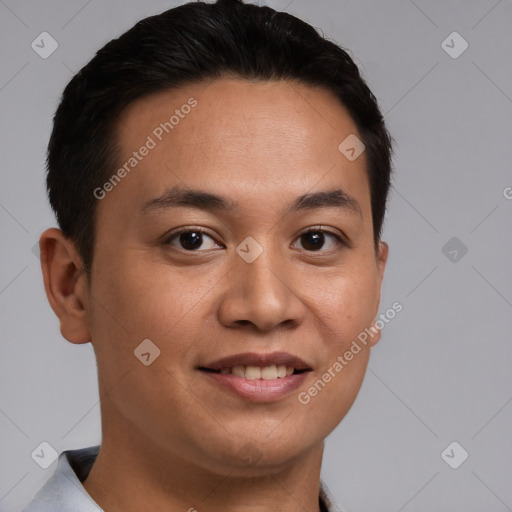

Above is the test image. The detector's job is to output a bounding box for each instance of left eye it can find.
[292,229,343,252]
[165,229,222,251]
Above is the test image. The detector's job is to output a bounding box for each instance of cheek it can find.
[90,255,217,337]
[86,256,219,390]
[306,262,380,343]
[86,260,217,434]
[295,263,378,431]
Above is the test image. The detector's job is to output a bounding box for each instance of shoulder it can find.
[22,446,102,512]
[319,479,348,512]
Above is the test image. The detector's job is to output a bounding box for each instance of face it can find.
[63,78,387,474]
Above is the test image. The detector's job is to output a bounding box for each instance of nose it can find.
[217,244,306,333]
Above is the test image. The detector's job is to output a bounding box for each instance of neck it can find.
[82,402,325,512]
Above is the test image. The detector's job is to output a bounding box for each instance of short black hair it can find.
[47,0,394,274]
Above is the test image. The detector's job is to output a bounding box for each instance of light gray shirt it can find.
[22,446,345,512]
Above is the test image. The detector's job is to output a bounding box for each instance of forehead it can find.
[108,78,369,211]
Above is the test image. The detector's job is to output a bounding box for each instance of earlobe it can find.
[368,321,382,347]
[39,228,91,344]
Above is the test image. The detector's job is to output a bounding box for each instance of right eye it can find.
[164,228,224,252]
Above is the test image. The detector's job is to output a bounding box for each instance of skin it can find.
[40,78,388,512]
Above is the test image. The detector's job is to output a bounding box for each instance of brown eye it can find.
[178,231,203,250]
[165,229,221,251]
[301,231,325,251]
[292,228,344,252]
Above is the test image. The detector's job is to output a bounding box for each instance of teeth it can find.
[232,365,245,378]
[261,365,277,380]
[218,364,296,379]
[245,366,262,380]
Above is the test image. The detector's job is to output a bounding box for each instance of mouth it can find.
[199,351,312,378]
[198,365,310,379]
[197,351,312,402]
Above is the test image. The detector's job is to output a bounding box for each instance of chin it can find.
[200,432,319,475]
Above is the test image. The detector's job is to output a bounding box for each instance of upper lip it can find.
[201,351,312,371]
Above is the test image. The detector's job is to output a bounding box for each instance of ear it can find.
[369,240,389,347]
[39,228,91,344]
[376,241,389,286]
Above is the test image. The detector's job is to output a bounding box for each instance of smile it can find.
[200,364,309,380]
[198,352,313,402]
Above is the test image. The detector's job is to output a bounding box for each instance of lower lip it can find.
[200,371,310,402]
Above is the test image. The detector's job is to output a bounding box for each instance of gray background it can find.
[1,0,511,511]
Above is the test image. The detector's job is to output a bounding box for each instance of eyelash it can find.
[163,226,347,253]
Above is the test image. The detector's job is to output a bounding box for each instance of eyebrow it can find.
[142,185,361,217]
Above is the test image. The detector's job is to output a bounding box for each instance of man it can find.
[25,0,393,510]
